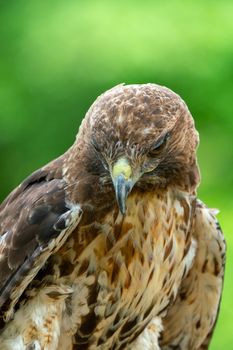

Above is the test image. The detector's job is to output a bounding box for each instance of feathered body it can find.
[0,84,225,349]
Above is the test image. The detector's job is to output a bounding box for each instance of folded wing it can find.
[0,160,82,327]
[160,200,226,349]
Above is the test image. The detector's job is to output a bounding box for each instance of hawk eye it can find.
[149,132,170,156]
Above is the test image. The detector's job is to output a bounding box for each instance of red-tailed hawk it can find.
[0,84,225,350]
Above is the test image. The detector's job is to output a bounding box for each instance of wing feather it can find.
[0,159,82,325]
[160,200,226,349]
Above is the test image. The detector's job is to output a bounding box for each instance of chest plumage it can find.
[1,189,195,350]
[65,190,195,349]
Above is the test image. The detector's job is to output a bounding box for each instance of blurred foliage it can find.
[0,1,232,348]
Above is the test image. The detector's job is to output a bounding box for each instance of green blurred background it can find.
[0,0,232,348]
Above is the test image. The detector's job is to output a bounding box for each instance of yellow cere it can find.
[112,158,132,180]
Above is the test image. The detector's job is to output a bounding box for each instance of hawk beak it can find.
[112,158,135,215]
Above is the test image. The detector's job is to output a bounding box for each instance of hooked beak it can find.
[112,158,136,215]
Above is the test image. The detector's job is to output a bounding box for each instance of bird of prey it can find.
[0,84,225,350]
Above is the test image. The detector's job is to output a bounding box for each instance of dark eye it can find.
[149,132,170,156]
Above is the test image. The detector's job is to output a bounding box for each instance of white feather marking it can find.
[0,232,8,261]
[143,127,154,135]
[117,114,124,124]
[209,208,220,216]
[184,238,197,273]
[1,287,70,350]
[174,200,184,216]
[131,317,163,350]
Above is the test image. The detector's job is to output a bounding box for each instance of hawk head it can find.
[71,84,200,214]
